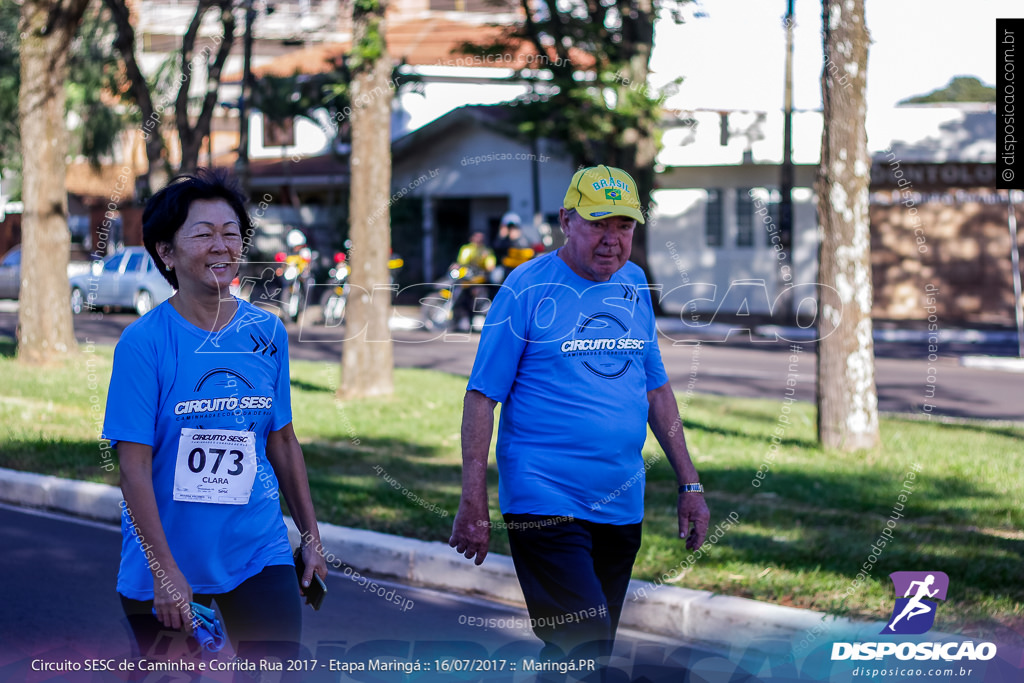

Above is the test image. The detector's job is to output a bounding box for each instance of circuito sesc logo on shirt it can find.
[173,368,274,420]
[559,311,647,380]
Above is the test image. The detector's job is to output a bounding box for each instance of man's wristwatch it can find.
[678,483,704,493]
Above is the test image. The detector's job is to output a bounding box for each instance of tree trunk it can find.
[610,0,661,311]
[104,0,234,192]
[340,0,394,399]
[815,0,879,450]
[176,0,235,176]
[17,0,89,365]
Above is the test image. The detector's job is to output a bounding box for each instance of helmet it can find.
[500,212,522,227]
[286,228,306,249]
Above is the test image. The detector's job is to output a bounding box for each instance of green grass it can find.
[1,337,1021,641]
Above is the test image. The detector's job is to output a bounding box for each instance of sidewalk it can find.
[652,314,1024,371]
[0,466,885,653]
[653,314,1020,345]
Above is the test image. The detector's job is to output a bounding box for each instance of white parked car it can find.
[69,247,174,316]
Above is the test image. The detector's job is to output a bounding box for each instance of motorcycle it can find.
[275,250,312,322]
[319,251,404,326]
[419,265,492,333]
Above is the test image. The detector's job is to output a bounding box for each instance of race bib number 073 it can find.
[173,428,258,505]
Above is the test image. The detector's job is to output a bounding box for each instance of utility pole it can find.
[780,0,795,250]
[778,0,795,321]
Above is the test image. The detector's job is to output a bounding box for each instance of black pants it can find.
[505,514,643,662]
[120,564,302,678]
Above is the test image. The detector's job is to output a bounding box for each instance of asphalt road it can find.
[4,505,1022,683]
[0,308,1019,421]
[0,503,753,683]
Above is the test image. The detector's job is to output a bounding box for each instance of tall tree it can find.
[18,0,91,365]
[67,5,129,165]
[174,0,235,176]
[1,2,125,197]
[340,0,394,399]
[103,0,236,196]
[815,0,879,450]
[463,0,686,290]
[102,0,164,195]
[900,75,996,104]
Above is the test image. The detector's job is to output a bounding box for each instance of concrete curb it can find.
[0,467,882,650]
[653,317,1019,346]
[0,468,124,522]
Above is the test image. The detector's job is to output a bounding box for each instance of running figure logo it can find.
[883,571,949,635]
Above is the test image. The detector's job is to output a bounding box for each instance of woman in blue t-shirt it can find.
[103,169,327,668]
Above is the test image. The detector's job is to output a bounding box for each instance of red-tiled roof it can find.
[235,17,588,79]
[65,162,140,203]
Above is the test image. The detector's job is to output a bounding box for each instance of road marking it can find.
[697,369,786,379]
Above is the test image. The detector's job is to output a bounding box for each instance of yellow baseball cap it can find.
[563,165,645,224]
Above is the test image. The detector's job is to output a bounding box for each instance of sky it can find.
[651,0,1021,113]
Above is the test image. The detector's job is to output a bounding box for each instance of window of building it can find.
[748,187,783,246]
[705,189,723,247]
[736,188,754,247]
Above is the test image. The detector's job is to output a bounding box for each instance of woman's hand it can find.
[152,565,194,633]
[118,441,194,633]
[299,538,329,592]
[266,423,329,592]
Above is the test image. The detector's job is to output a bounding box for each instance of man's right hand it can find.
[449,505,491,565]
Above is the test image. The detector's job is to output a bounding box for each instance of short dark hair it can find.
[143,167,253,288]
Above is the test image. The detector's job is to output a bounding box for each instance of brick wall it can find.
[871,197,1024,325]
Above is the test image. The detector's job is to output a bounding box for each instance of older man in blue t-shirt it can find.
[449,165,711,662]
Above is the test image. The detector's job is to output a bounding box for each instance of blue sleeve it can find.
[466,282,528,404]
[643,286,669,391]
[271,318,293,431]
[103,331,159,448]
[644,337,669,391]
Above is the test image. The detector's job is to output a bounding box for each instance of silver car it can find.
[0,245,94,300]
[69,247,174,316]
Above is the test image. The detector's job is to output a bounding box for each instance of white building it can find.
[649,103,997,319]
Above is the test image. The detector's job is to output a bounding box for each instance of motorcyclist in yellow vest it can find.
[492,212,534,283]
[455,230,496,276]
[452,231,495,331]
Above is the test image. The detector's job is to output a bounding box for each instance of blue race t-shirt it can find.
[467,250,668,524]
[103,298,294,599]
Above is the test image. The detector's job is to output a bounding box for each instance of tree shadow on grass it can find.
[708,407,794,429]
[0,438,118,485]
[639,465,1023,620]
[0,337,15,358]
[904,416,1024,441]
[299,433,511,547]
[291,377,332,394]
[651,465,1014,526]
[680,417,820,450]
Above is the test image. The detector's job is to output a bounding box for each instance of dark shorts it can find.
[120,563,302,679]
[504,513,643,661]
